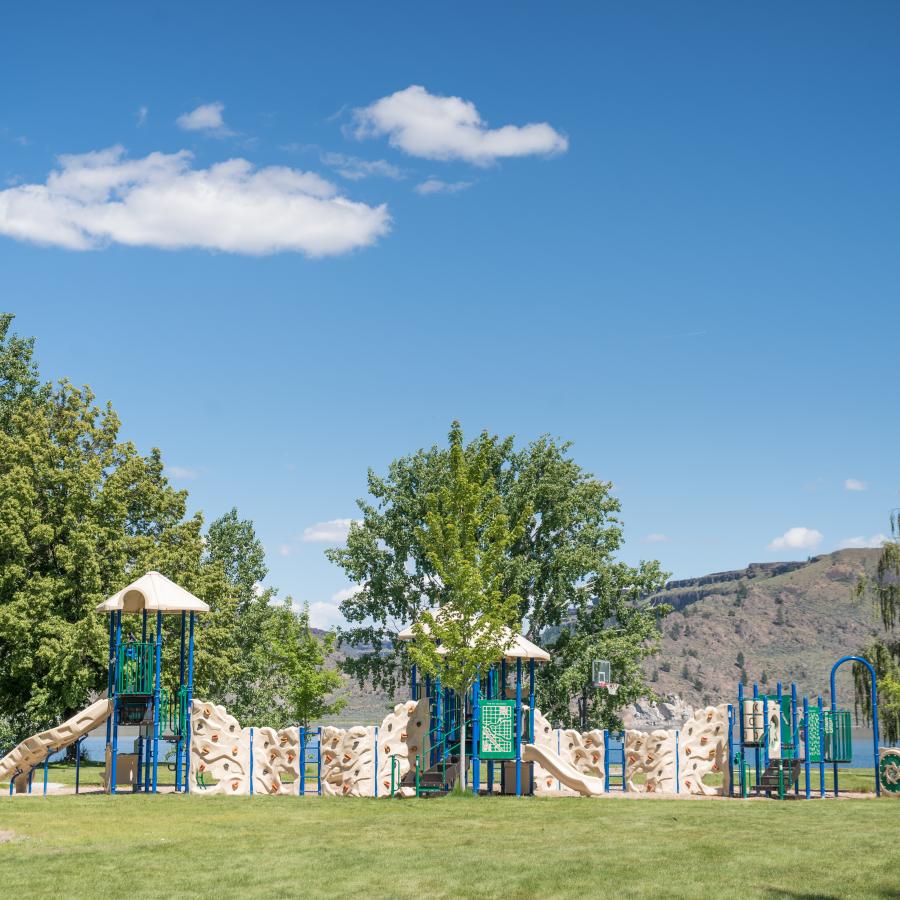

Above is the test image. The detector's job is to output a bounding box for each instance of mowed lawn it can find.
[1,794,897,899]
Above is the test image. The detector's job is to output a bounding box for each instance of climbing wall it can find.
[188,701,301,796]
[321,699,427,797]
[625,728,678,793]
[251,726,301,796]
[189,701,250,795]
[678,704,730,796]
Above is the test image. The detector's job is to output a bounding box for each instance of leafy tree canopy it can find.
[328,421,668,712]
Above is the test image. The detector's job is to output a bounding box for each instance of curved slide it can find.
[0,698,112,784]
[523,742,606,796]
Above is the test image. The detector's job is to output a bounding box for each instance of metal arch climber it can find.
[830,655,880,798]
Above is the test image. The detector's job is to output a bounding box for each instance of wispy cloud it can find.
[321,152,405,181]
[768,526,823,551]
[0,146,390,256]
[136,106,148,127]
[166,465,199,480]
[354,85,568,165]
[414,178,473,195]
[301,518,360,543]
[838,534,888,549]
[176,101,233,136]
[844,478,868,492]
[642,533,670,544]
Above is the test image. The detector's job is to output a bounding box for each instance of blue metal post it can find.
[817,695,825,798]
[776,681,783,755]
[185,612,195,793]
[435,674,442,765]
[515,658,522,796]
[830,655,880,797]
[726,705,734,797]
[486,665,494,793]
[176,610,186,792]
[317,726,322,795]
[105,614,114,746]
[675,730,681,794]
[300,727,306,796]
[802,695,811,799]
[737,682,746,797]
[603,730,610,793]
[151,610,162,792]
[249,727,254,795]
[43,751,49,795]
[110,610,122,793]
[75,737,82,795]
[500,660,507,794]
[411,664,417,701]
[790,683,799,794]
[472,673,481,795]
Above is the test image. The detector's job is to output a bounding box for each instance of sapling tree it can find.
[406,422,527,790]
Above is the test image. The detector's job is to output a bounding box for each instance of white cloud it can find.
[844,478,868,491]
[768,527,823,551]
[176,101,232,136]
[331,585,363,604]
[136,106,148,127]
[838,534,888,549]
[642,533,670,544]
[301,518,360,543]
[277,544,293,557]
[321,152,405,181]
[354,85,568,166]
[0,146,390,256]
[414,178,473,195]
[308,599,345,630]
[166,465,198,480]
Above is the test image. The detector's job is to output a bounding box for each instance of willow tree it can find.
[407,422,526,790]
[854,513,900,743]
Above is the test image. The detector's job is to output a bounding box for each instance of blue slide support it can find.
[830,655,880,797]
[515,658,522,796]
[472,672,481,795]
[184,612,195,793]
[151,610,162,793]
[110,611,122,794]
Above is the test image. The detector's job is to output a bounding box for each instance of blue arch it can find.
[830,656,880,797]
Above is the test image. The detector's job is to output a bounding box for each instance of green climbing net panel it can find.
[880,749,900,795]
[805,708,852,763]
[479,699,516,759]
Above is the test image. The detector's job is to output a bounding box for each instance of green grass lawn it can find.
[0,793,896,899]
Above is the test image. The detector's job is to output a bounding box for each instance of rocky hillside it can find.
[644,548,888,708]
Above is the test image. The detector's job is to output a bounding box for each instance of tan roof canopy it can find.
[397,617,551,662]
[95,571,210,615]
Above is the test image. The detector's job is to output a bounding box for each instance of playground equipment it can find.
[0,571,209,795]
[728,655,883,799]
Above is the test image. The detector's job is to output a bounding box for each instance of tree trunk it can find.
[460,712,467,792]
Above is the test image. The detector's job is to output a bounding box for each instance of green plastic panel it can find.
[479,699,516,759]
[116,641,155,695]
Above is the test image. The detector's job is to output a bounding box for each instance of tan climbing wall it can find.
[251,726,301,796]
[625,728,678,793]
[322,699,427,797]
[678,704,730,796]
[189,701,250,795]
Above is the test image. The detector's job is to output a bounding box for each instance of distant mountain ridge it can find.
[645,548,888,708]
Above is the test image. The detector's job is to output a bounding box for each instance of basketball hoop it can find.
[596,681,620,696]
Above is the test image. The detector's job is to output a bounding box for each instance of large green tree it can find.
[0,316,343,743]
[407,423,526,788]
[854,514,900,743]
[327,423,668,712]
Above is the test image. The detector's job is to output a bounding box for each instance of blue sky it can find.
[2,2,898,627]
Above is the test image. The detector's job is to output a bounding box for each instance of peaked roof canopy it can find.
[95,571,210,615]
[396,618,551,662]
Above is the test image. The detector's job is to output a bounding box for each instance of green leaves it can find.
[407,422,525,694]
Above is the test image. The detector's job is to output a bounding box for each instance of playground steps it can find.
[753,759,802,797]
[402,754,460,796]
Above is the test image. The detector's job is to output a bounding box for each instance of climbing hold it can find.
[211,733,219,743]
[400,732,407,741]
[198,762,206,772]
[385,746,391,755]
[700,736,708,745]
[343,753,352,762]
[685,780,692,789]
[270,751,278,763]
[204,706,212,717]
[287,752,295,763]
[706,711,714,721]
[280,736,288,746]
[201,746,209,756]
[685,746,692,755]
[231,746,238,756]
[231,780,240,791]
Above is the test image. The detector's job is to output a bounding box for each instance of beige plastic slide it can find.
[522,742,606,796]
[0,698,112,784]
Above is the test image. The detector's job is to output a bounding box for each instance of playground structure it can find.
[0,574,895,799]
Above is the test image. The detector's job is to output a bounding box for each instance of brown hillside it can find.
[645,548,888,707]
